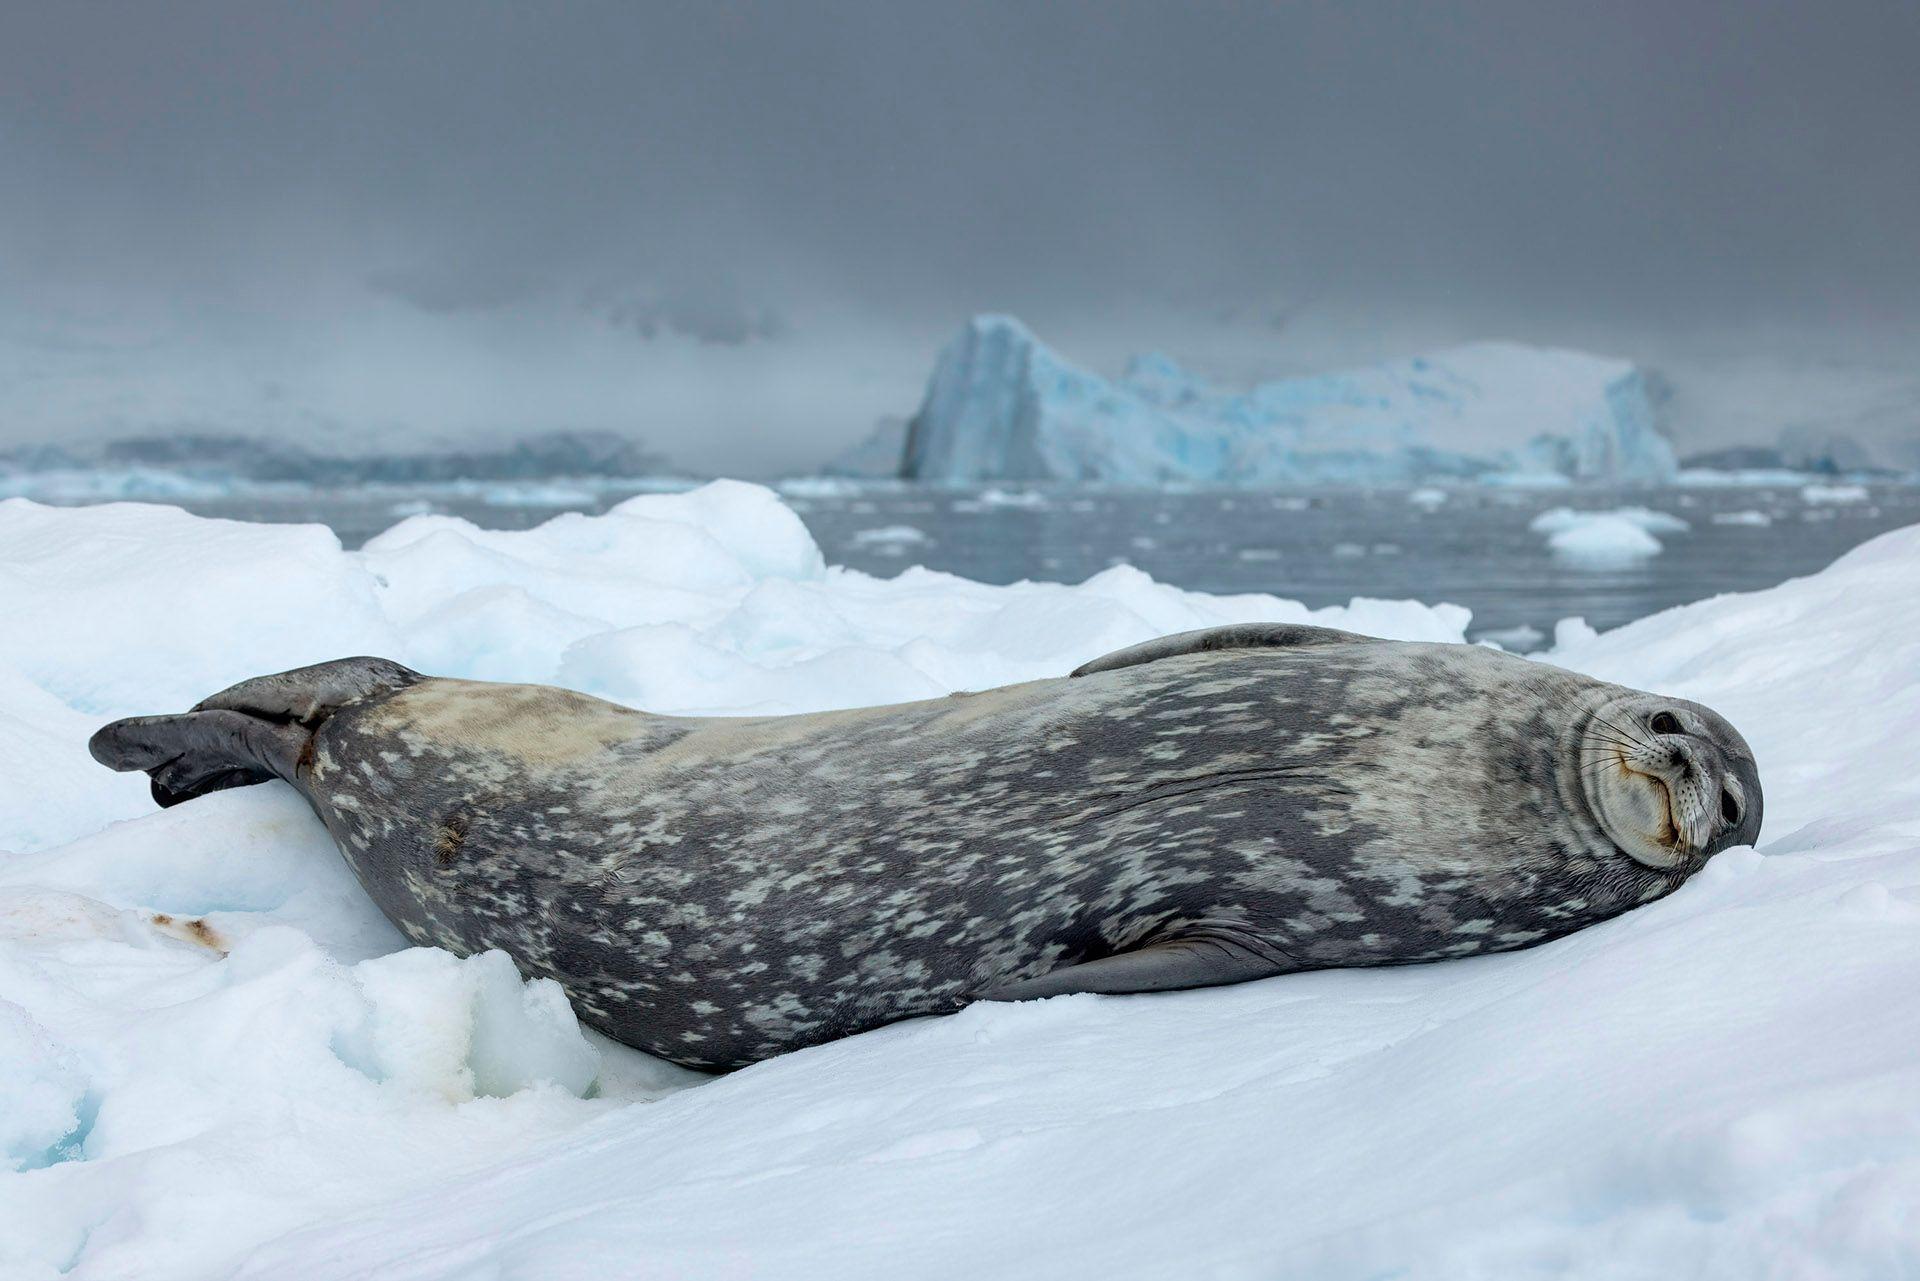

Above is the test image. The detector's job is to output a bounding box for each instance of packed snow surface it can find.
[899,315,1677,485]
[2,484,1918,1278]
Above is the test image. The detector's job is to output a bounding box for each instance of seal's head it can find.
[1581,692,1762,871]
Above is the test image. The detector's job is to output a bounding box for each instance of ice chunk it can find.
[849,525,929,552]
[1474,623,1547,651]
[1801,483,1869,505]
[1529,505,1690,536]
[0,1000,90,1171]
[1711,510,1774,527]
[1543,514,1665,564]
[337,949,599,1100]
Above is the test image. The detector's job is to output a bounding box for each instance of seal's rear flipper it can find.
[191,656,420,724]
[91,657,421,807]
[90,710,312,807]
[976,934,1282,1002]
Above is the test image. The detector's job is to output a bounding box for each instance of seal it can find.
[90,625,1762,1070]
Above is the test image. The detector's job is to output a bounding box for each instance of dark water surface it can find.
[104,481,1920,648]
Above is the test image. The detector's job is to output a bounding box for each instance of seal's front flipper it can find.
[977,934,1282,1002]
[1071,623,1381,678]
[90,710,312,807]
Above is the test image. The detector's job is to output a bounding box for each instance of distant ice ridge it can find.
[898,315,1678,485]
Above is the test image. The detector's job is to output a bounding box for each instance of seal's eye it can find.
[1650,712,1682,735]
[1721,788,1740,826]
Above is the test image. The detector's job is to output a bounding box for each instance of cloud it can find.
[586,290,787,347]
[366,265,540,315]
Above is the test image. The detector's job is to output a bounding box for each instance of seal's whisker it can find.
[1589,711,1655,752]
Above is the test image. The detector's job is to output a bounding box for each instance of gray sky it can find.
[3,1,1916,473]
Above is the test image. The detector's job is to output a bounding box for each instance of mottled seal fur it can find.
[91,626,1762,1070]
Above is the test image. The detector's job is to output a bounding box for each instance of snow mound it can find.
[1,488,1917,1278]
[899,315,1677,485]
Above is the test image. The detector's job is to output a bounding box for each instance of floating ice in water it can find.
[848,525,929,552]
[966,487,1050,510]
[1801,483,1870,505]
[1529,505,1688,566]
[477,482,601,508]
[1407,486,1449,509]
[3,486,1920,1277]
[1712,509,1774,527]
[1543,514,1666,564]
[0,468,301,503]
[1674,467,1818,487]
[1474,623,1547,651]
[386,497,437,518]
[775,476,871,499]
[1529,506,1690,536]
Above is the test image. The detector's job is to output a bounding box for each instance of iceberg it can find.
[898,315,1677,485]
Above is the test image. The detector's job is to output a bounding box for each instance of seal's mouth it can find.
[1620,756,1697,856]
[1603,748,1691,860]
[1635,770,1682,850]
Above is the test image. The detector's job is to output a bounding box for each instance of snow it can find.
[2,485,1918,1278]
[900,315,1678,486]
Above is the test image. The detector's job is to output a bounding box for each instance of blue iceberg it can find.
[898,315,1676,485]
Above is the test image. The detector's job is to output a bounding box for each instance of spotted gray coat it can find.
[92,628,1725,1070]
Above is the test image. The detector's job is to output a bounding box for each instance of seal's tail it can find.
[90,656,420,808]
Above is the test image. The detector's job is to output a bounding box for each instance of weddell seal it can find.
[89,626,1762,1070]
